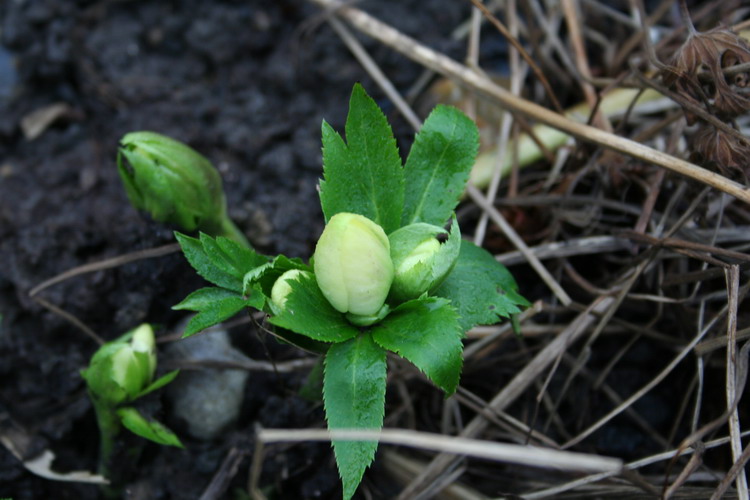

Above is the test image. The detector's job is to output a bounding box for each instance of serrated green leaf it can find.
[215,234,269,274]
[175,232,243,291]
[172,287,242,310]
[243,262,273,295]
[194,233,271,293]
[245,283,268,311]
[174,283,264,311]
[116,407,183,448]
[324,334,387,500]
[173,288,257,337]
[135,369,180,399]
[268,273,359,343]
[372,296,463,394]
[434,241,530,331]
[402,105,479,226]
[319,84,404,234]
[252,255,311,300]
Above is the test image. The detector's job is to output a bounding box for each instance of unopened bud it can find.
[82,324,157,406]
[388,222,460,303]
[271,269,312,312]
[117,131,247,244]
[313,213,394,317]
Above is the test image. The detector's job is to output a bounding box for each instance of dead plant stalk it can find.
[310,0,750,205]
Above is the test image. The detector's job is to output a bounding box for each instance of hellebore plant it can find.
[117,131,249,246]
[81,324,182,482]
[172,84,529,499]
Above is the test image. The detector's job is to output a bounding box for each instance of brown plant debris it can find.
[690,125,750,179]
[662,19,750,180]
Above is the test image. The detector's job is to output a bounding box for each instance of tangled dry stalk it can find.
[254,1,750,498]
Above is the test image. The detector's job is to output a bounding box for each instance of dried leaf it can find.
[663,27,750,119]
[690,125,750,180]
[20,103,74,141]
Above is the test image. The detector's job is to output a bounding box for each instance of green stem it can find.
[92,398,121,493]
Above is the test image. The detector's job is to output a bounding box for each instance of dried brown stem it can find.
[309,0,750,205]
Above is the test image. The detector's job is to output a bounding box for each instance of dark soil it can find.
[0,1,471,498]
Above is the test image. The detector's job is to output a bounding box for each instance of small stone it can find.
[165,328,249,440]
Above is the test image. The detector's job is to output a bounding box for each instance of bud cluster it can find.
[271,212,458,327]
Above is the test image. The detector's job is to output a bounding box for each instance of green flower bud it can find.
[82,324,157,406]
[313,213,394,317]
[117,131,248,245]
[130,323,156,380]
[270,269,312,312]
[388,222,461,303]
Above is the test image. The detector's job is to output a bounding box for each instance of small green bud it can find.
[82,324,157,406]
[270,269,312,312]
[388,222,460,303]
[313,213,394,317]
[126,323,157,383]
[117,131,247,245]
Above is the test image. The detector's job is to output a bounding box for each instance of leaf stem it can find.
[92,398,122,496]
[679,0,698,36]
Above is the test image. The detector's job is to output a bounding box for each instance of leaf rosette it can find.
[170,84,529,500]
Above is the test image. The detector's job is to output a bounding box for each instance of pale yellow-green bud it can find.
[397,238,441,275]
[271,269,312,312]
[129,323,157,381]
[109,348,140,400]
[388,222,460,303]
[110,324,156,400]
[82,324,157,406]
[313,213,394,317]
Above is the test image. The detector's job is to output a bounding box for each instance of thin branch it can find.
[256,427,623,472]
[31,296,104,345]
[724,265,748,500]
[562,298,728,449]
[525,431,750,499]
[29,243,180,297]
[466,0,563,113]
